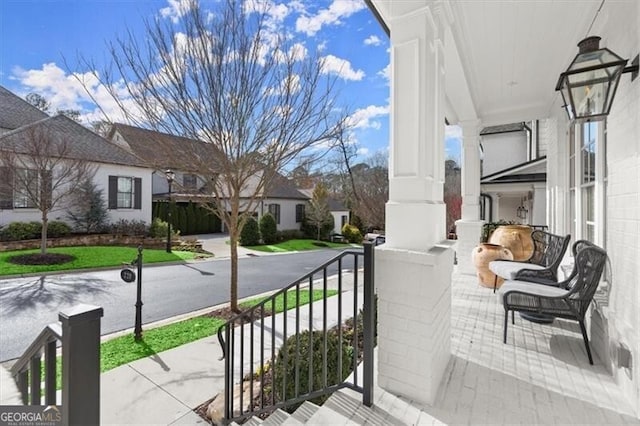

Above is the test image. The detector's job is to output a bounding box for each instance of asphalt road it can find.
[0,248,359,362]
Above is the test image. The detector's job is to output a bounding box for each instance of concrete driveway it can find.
[194,233,262,259]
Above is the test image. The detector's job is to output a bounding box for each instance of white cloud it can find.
[377,63,390,83]
[296,0,366,36]
[364,35,381,46]
[357,147,369,156]
[320,55,364,81]
[12,62,143,125]
[274,42,308,63]
[243,0,290,24]
[160,0,196,23]
[347,104,389,130]
[445,124,462,140]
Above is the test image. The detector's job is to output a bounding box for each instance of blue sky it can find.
[0,0,460,163]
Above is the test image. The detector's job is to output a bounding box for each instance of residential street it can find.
[0,249,355,361]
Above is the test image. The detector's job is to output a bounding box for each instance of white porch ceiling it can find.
[446,0,601,125]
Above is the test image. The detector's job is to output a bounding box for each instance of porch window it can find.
[570,120,606,245]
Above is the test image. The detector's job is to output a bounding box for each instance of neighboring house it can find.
[108,123,311,232]
[479,122,547,225]
[368,0,639,415]
[298,187,350,235]
[0,87,152,228]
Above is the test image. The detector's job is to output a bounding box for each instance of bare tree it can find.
[306,182,332,241]
[26,92,83,123]
[333,125,388,230]
[0,125,96,253]
[25,93,51,113]
[77,0,347,312]
[444,159,462,235]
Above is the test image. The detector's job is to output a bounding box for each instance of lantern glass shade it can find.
[556,37,627,121]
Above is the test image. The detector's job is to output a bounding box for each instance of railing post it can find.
[362,242,375,407]
[224,325,231,423]
[59,304,104,426]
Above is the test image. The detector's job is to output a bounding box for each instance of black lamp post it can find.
[133,245,143,342]
[556,36,639,121]
[165,169,175,253]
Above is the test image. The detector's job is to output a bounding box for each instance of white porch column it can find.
[375,1,454,406]
[455,119,484,275]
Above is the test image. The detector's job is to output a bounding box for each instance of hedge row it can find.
[153,201,221,235]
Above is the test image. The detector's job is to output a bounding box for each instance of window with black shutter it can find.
[0,167,13,209]
[295,204,305,223]
[108,175,142,210]
[268,203,281,224]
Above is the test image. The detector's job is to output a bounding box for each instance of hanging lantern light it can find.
[556,36,638,121]
[516,198,528,220]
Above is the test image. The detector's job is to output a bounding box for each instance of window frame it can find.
[268,203,281,225]
[295,204,305,223]
[13,168,39,209]
[183,173,198,191]
[569,120,607,247]
[109,175,142,210]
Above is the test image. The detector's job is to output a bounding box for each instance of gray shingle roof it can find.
[108,123,220,171]
[0,115,146,167]
[112,123,307,200]
[266,174,308,200]
[0,85,49,131]
[480,122,526,136]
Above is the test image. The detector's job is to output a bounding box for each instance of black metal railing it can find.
[10,304,103,426]
[218,243,375,423]
[11,323,62,406]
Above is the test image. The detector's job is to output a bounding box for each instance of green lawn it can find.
[44,289,335,387]
[0,246,196,276]
[246,239,352,253]
[241,289,338,313]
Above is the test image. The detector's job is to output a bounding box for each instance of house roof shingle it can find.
[0,85,49,131]
[112,123,309,200]
[108,123,220,171]
[480,122,526,136]
[266,174,309,200]
[0,115,145,167]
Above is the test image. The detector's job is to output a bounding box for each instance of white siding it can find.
[0,163,152,228]
[331,210,349,235]
[260,198,306,231]
[481,131,527,177]
[545,2,640,413]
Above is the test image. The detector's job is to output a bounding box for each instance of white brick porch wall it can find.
[590,1,640,415]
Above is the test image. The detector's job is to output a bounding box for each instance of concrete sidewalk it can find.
[100,272,362,425]
[195,234,261,259]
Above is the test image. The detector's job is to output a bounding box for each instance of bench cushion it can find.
[497,280,567,305]
[489,260,545,280]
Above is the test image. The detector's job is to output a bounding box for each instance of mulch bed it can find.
[7,253,76,265]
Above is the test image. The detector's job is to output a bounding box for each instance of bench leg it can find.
[503,309,509,343]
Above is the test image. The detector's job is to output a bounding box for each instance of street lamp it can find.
[165,169,175,253]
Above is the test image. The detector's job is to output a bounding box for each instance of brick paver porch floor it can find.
[391,269,639,424]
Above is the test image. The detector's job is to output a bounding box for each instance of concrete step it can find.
[290,401,320,423]
[244,416,263,426]
[261,408,296,426]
